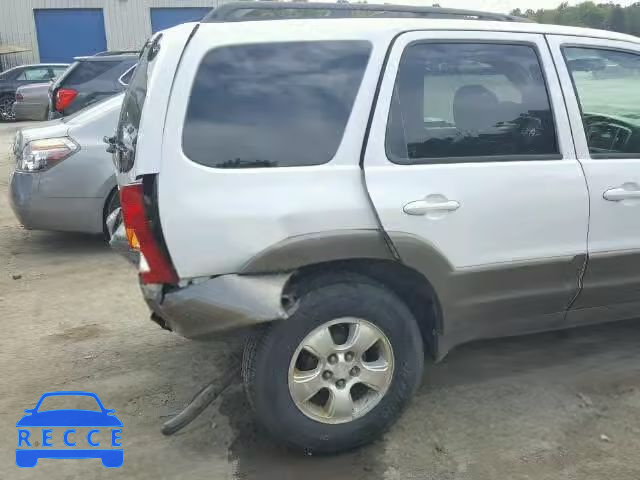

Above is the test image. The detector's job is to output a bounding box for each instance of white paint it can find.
[364,29,589,268]
[131,18,637,278]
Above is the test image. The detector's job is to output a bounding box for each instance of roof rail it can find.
[94,50,140,57]
[203,2,532,23]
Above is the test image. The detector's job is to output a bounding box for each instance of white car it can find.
[111,2,640,453]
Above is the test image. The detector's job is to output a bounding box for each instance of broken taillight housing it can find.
[119,183,178,284]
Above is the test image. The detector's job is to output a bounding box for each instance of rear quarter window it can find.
[182,41,372,168]
[64,61,120,86]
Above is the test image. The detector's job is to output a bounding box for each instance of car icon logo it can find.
[16,391,123,468]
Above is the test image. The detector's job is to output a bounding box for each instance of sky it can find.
[394,0,638,14]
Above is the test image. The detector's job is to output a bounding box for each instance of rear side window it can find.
[182,41,371,168]
[115,41,153,173]
[64,61,119,86]
[386,43,559,164]
[52,66,68,78]
[18,67,53,81]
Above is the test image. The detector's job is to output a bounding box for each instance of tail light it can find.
[55,88,78,112]
[15,92,23,102]
[119,183,178,284]
[17,137,79,172]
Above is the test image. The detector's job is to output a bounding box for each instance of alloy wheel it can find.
[288,317,394,424]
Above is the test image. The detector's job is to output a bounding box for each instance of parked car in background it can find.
[49,53,136,118]
[9,93,122,235]
[112,1,640,454]
[13,82,52,121]
[0,63,68,120]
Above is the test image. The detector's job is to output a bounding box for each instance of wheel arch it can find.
[241,230,444,358]
[283,258,443,359]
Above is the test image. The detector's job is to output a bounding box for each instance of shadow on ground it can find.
[211,317,640,480]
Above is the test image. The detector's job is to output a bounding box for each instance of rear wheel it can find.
[103,188,120,239]
[0,94,15,121]
[242,273,424,454]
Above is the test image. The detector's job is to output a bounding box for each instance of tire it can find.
[242,273,424,454]
[102,188,120,239]
[0,94,15,122]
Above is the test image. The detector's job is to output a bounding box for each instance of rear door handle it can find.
[403,199,460,216]
[603,187,640,202]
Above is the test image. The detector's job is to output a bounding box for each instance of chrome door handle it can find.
[403,199,460,216]
[603,187,640,202]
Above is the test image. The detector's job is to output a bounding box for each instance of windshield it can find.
[0,67,18,80]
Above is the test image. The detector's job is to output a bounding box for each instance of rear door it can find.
[548,35,640,323]
[364,31,589,347]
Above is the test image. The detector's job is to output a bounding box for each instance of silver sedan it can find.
[9,94,122,235]
[12,82,51,121]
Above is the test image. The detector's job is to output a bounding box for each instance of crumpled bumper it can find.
[108,208,292,338]
[140,274,292,338]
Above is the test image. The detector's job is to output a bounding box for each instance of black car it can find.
[0,63,69,120]
[49,53,137,118]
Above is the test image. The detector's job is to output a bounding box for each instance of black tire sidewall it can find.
[247,279,424,453]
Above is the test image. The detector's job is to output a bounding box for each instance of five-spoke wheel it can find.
[289,317,394,424]
[242,273,424,453]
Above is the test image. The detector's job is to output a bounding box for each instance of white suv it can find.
[111,2,640,453]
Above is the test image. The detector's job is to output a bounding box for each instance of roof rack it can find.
[94,50,140,57]
[203,2,531,23]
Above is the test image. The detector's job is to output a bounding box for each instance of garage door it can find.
[150,7,211,33]
[34,9,107,63]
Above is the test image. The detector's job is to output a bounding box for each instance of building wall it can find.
[0,0,221,68]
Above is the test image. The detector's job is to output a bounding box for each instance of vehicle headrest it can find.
[453,85,500,133]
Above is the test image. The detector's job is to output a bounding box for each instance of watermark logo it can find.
[16,391,123,468]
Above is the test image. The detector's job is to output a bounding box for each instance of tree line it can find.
[511,2,640,36]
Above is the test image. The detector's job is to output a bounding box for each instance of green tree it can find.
[517,1,639,35]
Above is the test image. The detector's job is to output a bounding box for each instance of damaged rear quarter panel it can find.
[157,24,391,279]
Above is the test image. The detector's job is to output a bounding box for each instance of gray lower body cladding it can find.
[140,274,292,339]
[387,232,586,357]
[127,227,639,358]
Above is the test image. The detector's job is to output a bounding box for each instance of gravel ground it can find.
[1,122,640,479]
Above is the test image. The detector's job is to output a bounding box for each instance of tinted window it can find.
[564,47,640,157]
[0,68,16,80]
[183,41,371,168]
[115,43,152,172]
[64,61,119,86]
[386,43,559,164]
[52,66,68,78]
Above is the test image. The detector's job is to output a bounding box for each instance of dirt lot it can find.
[1,122,640,479]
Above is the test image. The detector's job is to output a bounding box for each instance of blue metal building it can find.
[0,1,221,68]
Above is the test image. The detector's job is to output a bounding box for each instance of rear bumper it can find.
[108,210,293,337]
[9,171,103,234]
[140,274,292,338]
[12,102,46,121]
